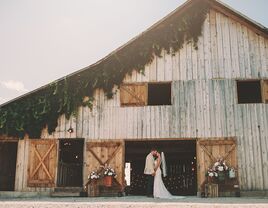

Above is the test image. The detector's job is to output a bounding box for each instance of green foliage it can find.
[0,2,209,138]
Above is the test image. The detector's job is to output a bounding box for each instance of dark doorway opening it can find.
[125,140,196,196]
[0,141,18,191]
[57,139,84,187]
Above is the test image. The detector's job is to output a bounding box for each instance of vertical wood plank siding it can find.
[35,9,268,192]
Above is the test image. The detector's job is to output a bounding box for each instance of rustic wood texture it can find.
[85,140,124,188]
[15,139,25,191]
[120,83,147,106]
[35,8,268,193]
[196,138,238,193]
[262,80,268,103]
[205,183,219,198]
[27,139,57,187]
[0,135,19,142]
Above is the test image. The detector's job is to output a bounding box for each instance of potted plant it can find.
[213,158,229,182]
[102,164,117,187]
[206,158,233,184]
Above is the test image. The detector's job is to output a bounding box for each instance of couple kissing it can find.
[144,147,185,199]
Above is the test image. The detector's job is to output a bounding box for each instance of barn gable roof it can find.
[0,0,267,138]
[1,0,267,108]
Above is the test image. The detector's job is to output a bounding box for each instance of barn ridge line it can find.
[1,0,267,108]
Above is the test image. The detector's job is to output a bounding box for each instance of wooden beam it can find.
[199,140,235,146]
[31,144,54,180]
[222,144,236,160]
[87,142,121,149]
[88,148,104,166]
[0,135,19,142]
[105,145,121,165]
[28,180,52,184]
[199,145,217,161]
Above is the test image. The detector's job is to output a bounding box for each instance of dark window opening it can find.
[237,81,262,104]
[148,83,171,105]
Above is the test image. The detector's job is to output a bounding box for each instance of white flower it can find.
[218,166,224,171]
[89,170,100,180]
[214,162,220,167]
[208,172,214,177]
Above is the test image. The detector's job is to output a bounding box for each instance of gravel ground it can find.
[0,196,268,208]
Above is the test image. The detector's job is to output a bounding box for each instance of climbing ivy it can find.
[0,2,210,138]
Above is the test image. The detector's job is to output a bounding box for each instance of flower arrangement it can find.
[103,164,117,178]
[207,168,218,178]
[213,158,229,172]
[88,170,101,180]
[206,158,232,182]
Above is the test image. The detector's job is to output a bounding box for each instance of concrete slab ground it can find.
[1,196,268,208]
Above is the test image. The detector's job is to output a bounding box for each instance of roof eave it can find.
[0,0,197,108]
[1,0,268,108]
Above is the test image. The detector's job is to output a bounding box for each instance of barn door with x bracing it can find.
[28,139,57,187]
[86,140,124,187]
[196,138,238,193]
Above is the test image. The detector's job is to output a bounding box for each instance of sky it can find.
[0,0,268,105]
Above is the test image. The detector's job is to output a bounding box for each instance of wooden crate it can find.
[88,180,99,197]
[205,183,218,198]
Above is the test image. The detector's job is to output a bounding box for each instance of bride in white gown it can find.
[153,151,185,199]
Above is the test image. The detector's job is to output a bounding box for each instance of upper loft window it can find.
[237,80,262,104]
[148,83,171,105]
[120,82,171,106]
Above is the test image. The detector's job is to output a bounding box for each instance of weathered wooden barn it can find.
[0,0,268,197]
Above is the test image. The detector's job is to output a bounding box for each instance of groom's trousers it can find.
[146,175,154,196]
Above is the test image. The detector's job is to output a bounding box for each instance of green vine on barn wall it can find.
[0,2,210,139]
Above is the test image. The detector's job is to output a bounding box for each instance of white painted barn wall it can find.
[16,9,268,192]
[43,10,268,140]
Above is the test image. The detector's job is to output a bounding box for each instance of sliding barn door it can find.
[28,139,57,187]
[86,140,124,187]
[196,138,238,192]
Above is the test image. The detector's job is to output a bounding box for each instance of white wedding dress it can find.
[153,160,185,199]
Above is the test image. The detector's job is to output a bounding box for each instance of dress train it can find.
[153,166,185,199]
